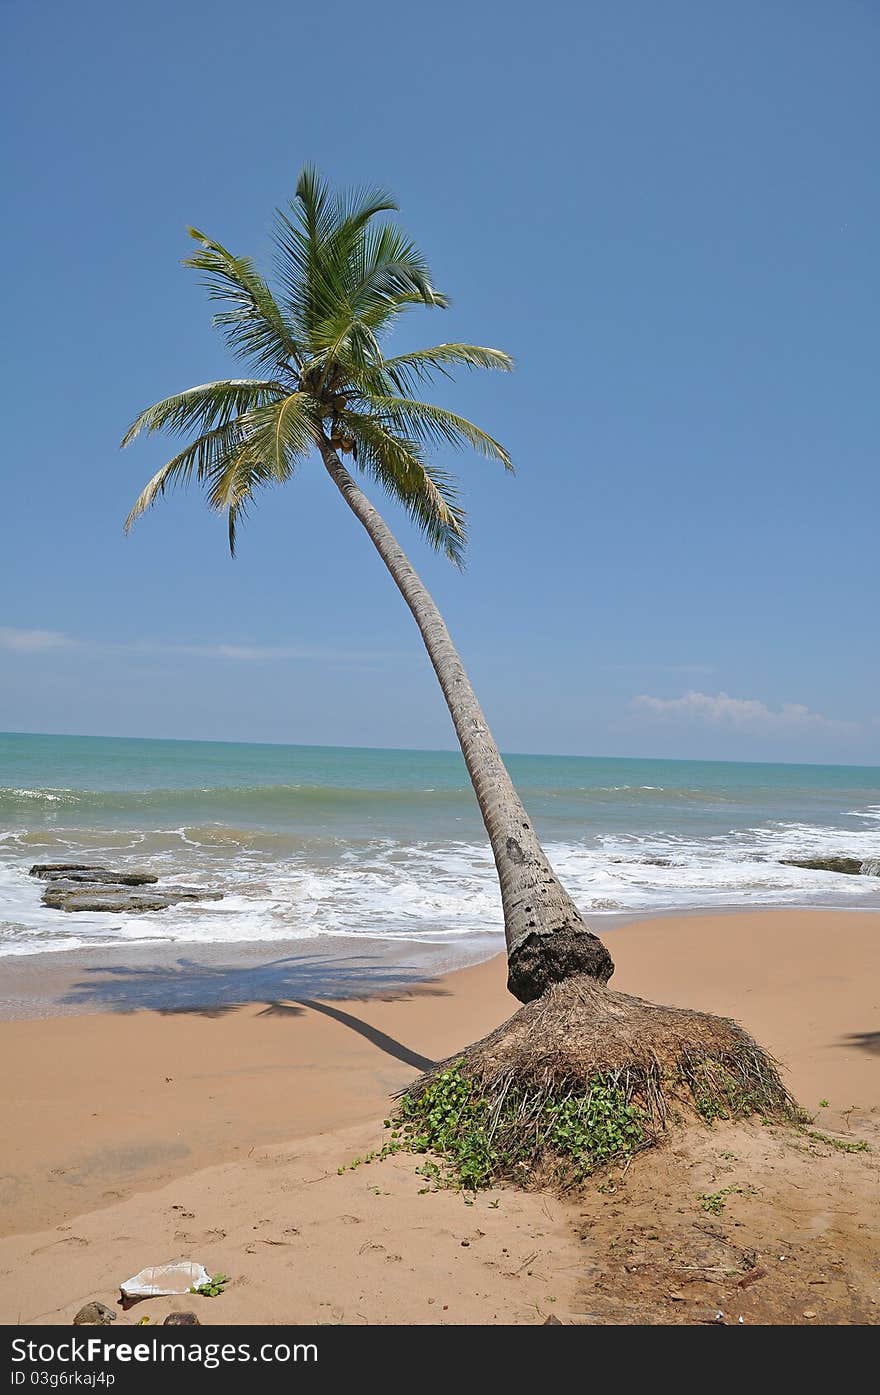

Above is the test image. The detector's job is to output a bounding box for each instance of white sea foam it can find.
[6,788,75,803]
[1,810,879,957]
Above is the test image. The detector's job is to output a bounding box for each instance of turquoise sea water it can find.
[1,731,879,957]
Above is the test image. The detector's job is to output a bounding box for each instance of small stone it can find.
[460,1239,470,1247]
[543,1314,563,1324]
[668,1291,687,1302]
[164,1313,201,1325]
[73,1302,116,1326]
[803,1309,817,1319]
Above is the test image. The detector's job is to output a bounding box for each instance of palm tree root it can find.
[506,926,615,1002]
[393,975,800,1190]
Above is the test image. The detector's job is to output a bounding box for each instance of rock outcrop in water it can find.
[30,865,159,886]
[29,863,223,913]
[29,862,129,878]
[779,856,878,876]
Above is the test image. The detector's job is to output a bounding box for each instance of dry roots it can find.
[401,975,799,1179]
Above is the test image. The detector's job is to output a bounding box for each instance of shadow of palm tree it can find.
[57,951,447,1068]
[296,999,434,1071]
[60,951,449,1015]
[839,1030,880,1055]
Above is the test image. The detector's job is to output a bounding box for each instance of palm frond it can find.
[204,446,281,558]
[234,393,319,479]
[184,231,301,371]
[342,411,468,565]
[274,168,398,339]
[368,396,513,470]
[351,224,441,313]
[293,165,336,245]
[355,290,450,334]
[125,168,513,563]
[124,421,246,530]
[382,344,514,394]
[202,406,318,555]
[124,393,318,540]
[276,166,442,351]
[311,229,444,361]
[121,380,284,448]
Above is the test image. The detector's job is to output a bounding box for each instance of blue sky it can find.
[2,0,877,764]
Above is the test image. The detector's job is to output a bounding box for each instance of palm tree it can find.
[123,166,612,1003]
[124,171,792,1173]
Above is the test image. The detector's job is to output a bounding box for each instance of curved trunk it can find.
[319,440,613,1002]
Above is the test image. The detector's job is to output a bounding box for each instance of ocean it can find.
[1,731,879,960]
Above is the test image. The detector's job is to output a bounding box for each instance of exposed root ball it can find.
[396,975,798,1188]
[506,926,614,1002]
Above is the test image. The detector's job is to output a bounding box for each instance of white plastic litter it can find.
[120,1261,211,1300]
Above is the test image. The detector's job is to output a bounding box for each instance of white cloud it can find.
[175,642,327,661]
[607,663,717,675]
[0,628,402,665]
[167,642,406,663]
[0,626,75,653]
[631,689,852,735]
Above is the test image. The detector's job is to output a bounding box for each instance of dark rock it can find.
[30,863,108,878]
[779,856,866,876]
[73,1301,116,1325]
[164,1312,201,1325]
[41,869,160,886]
[36,861,224,914]
[42,885,224,913]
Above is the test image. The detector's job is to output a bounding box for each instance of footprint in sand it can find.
[32,1236,88,1256]
[358,1241,385,1256]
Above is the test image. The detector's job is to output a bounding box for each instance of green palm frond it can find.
[204,445,286,558]
[124,390,319,544]
[124,420,247,530]
[123,166,512,559]
[121,380,284,447]
[312,318,387,386]
[342,411,468,566]
[357,289,451,331]
[382,344,514,394]
[274,168,401,339]
[233,393,319,479]
[367,395,513,469]
[184,231,301,371]
[349,223,441,314]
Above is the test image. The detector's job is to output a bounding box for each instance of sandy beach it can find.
[0,907,877,1325]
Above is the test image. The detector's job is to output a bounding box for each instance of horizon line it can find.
[2,728,878,774]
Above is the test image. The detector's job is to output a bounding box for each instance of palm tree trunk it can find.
[319,440,613,1002]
